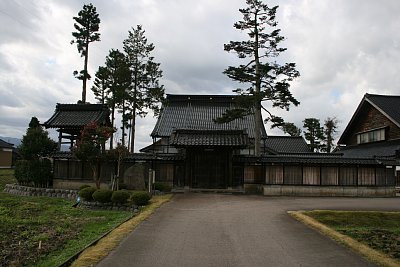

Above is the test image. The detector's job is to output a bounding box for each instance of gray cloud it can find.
[1,0,400,150]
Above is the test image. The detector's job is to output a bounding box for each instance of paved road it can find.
[98,194,400,267]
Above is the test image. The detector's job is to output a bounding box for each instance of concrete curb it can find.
[288,210,400,267]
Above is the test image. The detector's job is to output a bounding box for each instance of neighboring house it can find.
[0,139,14,168]
[43,103,111,150]
[337,93,400,158]
[337,93,400,186]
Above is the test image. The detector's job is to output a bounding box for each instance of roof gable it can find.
[43,103,111,131]
[151,94,267,139]
[0,139,14,149]
[338,93,400,144]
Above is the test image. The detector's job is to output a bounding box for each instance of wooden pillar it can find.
[58,130,62,151]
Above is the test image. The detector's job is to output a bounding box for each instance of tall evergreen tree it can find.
[123,25,164,152]
[71,3,101,103]
[19,117,57,160]
[104,49,131,149]
[303,118,325,152]
[322,117,339,153]
[91,66,110,104]
[217,0,300,156]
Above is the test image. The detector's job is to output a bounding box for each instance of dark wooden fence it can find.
[242,163,395,186]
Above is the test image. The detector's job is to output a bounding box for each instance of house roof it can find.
[43,103,111,133]
[0,139,14,149]
[170,129,249,147]
[263,136,310,154]
[336,139,400,158]
[338,93,400,144]
[151,94,267,139]
[236,154,396,166]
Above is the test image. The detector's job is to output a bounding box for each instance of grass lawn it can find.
[0,169,132,267]
[304,210,400,261]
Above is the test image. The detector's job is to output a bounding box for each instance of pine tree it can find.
[303,118,325,152]
[323,117,339,153]
[123,25,164,152]
[104,49,131,149]
[281,122,302,137]
[71,3,101,103]
[91,66,110,104]
[218,0,299,156]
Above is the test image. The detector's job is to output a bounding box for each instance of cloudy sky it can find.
[1,0,400,151]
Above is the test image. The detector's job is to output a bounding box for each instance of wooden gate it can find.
[189,148,229,189]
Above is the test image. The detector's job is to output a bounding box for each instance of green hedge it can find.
[78,187,97,201]
[111,190,130,204]
[92,189,113,203]
[131,191,152,206]
[15,159,52,187]
[154,182,172,192]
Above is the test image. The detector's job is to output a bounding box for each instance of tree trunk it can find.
[122,99,126,147]
[110,103,115,149]
[253,12,261,156]
[82,40,89,103]
[130,108,136,153]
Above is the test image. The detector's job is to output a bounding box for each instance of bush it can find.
[154,182,172,192]
[92,189,113,203]
[15,159,52,187]
[131,191,152,206]
[78,186,96,201]
[111,190,130,204]
[15,160,30,185]
[79,184,91,191]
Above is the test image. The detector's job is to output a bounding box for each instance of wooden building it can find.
[0,139,14,168]
[50,94,397,196]
[43,103,111,150]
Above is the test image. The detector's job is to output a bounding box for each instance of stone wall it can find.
[4,184,78,200]
[263,185,396,197]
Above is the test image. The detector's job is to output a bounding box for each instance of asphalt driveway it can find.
[97,193,400,267]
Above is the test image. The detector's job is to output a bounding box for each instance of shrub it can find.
[131,191,152,206]
[92,189,113,203]
[154,182,172,192]
[79,184,91,191]
[15,159,52,187]
[15,160,30,186]
[111,190,130,204]
[78,186,96,201]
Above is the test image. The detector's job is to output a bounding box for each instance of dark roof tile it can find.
[43,103,111,130]
[0,139,14,149]
[263,136,310,154]
[151,94,267,139]
[170,129,249,147]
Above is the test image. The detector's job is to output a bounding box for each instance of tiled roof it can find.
[263,136,310,154]
[151,94,267,139]
[336,139,400,158]
[366,94,400,126]
[170,129,249,147]
[235,154,396,165]
[0,139,14,149]
[43,103,111,130]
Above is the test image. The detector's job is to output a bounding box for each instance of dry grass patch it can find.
[289,210,400,267]
[71,194,173,267]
